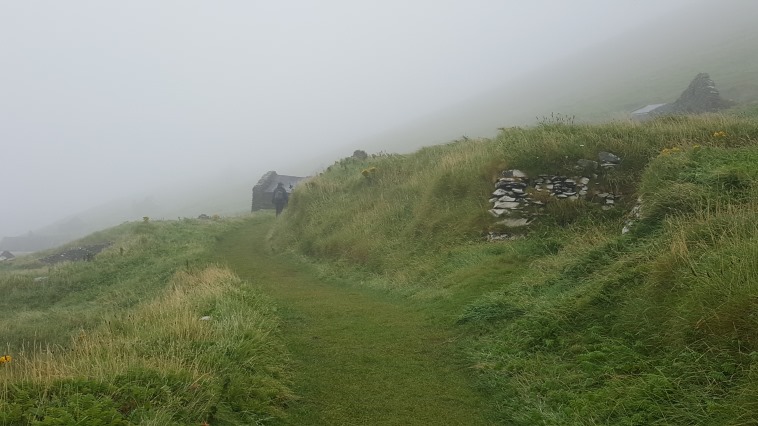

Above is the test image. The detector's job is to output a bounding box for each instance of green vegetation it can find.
[3,111,758,425]
[270,113,758,424]
[216,216,490,425]
[0,219,292,425]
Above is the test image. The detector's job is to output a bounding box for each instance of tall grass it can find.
[0,218,292,425]
[271,113,758,423]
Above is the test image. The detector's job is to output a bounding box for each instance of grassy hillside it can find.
[271,111,758,424]
[3,110,758,424]
[358,5,758,156]
[0,218,292,425]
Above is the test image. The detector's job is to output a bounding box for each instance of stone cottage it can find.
[251,171,308,211]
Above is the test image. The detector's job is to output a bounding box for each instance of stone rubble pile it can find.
[39,242,113,264]
[487,151,629,239]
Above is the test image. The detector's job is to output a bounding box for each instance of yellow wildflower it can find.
[0,355,11,364]
[713,131,727,138]
[361,169,370,177]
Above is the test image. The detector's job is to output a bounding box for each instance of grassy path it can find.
[215,216,491,425]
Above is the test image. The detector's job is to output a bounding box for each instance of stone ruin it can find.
[650,73,733,117]
[251,171,308,212]
[39,243,112,264]
[486,151,626,241]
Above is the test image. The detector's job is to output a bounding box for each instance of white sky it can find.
[1,0,697,237]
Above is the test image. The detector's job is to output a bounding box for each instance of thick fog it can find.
[0,0,729,239]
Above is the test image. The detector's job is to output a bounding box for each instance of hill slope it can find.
[3,111,758,424]
[355,3,758,155]
[271,111,758,424]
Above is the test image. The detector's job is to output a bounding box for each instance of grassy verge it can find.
[0,219,292,425]
[269,113,758,424]
[216,214,491,425]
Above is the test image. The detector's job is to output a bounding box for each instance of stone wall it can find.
[486,151,626,241]
[251,171,308,211]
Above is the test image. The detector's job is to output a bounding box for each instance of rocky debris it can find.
[575,159,598,171]
[39,243,112,264]
[0,250,14,261]
[199,316,212,321]
[497,218,531,228]
[652,73,733,116]
[598,151,622,169]
[487,152,630,237]
[622,197,643,234]
[485,232,524,242]
[34,276,48,282]
[198,214,211,219]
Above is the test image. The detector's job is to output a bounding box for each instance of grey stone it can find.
[502,169,528,178]
[576,159,599,170]
[598,151,621,164]
[651,73,734,116]
[488,209,507,217]
[498,218,530,227]
[494,201,521,209]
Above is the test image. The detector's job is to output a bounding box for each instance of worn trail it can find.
[216,217,490,425]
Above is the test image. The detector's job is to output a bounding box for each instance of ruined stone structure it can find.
[251,171,308,211]
[640,73,734,119]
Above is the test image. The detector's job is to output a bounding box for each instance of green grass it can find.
[215,215,492,425]
[0,218,292,425]
[268,112,758,424]
[3,111,758,424]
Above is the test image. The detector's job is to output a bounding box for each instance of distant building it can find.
[251,171,308,211]
[0,250,14,261]
[631,103,667,121]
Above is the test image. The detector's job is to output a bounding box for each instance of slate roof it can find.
[631,103,667,115]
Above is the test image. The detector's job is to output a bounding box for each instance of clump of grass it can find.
[1,265,292,425]
[0,219,292,424]
[271,113,758,424]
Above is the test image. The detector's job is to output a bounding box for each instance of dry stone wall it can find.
[486,151,627,240]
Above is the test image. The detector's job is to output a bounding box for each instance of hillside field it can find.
[2,110,758,424]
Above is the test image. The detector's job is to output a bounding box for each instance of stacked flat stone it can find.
[489,169,530,218]
[486,152,631,240]
[533,175,591,200]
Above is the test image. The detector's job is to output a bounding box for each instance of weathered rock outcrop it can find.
[653,73,733,116]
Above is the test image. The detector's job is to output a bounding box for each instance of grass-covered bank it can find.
[215,215,491,425]
[270,113,758,424]
[0,219,292,425]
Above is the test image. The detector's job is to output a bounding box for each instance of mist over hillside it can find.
[0,171,256,251]
[354,3,758,154]
[5,1,757,249]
